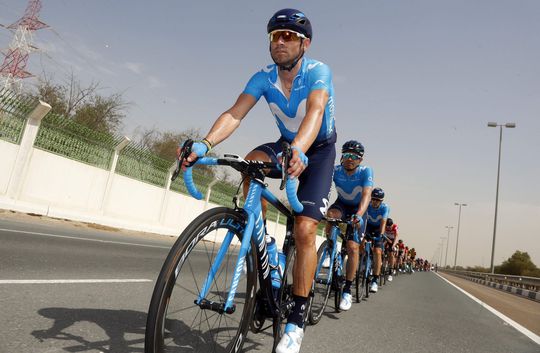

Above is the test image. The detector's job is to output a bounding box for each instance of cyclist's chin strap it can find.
[270,39,305,72]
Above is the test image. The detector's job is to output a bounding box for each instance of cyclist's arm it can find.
[379,219,387,235]
[288,89,328,177]
[356,186,372,218]
[205,93,257,146]
[184,93,256,167]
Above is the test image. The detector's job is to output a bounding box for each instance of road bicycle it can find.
[308,217,359,323]
[145,140,306,353]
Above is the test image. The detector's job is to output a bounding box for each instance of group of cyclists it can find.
[179,8,429,353]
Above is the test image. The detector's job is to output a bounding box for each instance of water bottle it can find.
[267,237,282,289]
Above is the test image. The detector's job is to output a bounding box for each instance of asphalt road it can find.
[1,213,538,353]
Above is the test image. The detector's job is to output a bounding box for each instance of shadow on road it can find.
[32,308,147,353]
[32,307,264,353]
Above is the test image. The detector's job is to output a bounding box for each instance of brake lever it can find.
[171,139,194,181]
[280,141,292,190]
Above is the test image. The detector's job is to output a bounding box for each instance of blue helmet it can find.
[342,140,364,156]
[372,187,385,200]
[267,9,312,39]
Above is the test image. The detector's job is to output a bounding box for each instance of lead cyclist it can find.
[181,9,337,353]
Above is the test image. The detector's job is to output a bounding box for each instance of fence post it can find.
[6,100,51,199]
[100,136,130,213]
[274,212,280,236]
[159,163,177,224]
[204,179,219,210]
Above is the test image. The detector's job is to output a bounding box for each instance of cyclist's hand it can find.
[351,213,364,228]
[287,146,308,178]
[179,141,209,171]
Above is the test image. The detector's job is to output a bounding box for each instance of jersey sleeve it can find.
[383,204,390,218]
[362,167,374,187]
[307,62,332,93]
[243,71,268,101]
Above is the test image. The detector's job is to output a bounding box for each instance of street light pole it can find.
[444,226,453,268]
[453,203,467,269]
[487,122,516,274]
[440,237,446,266]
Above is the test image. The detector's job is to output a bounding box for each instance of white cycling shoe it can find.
[276,323,304,353]
[339,292,353,311]
[322,255,331,268]
[387,275,393,282]
[369,281,378,293]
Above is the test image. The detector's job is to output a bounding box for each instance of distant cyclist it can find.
[325,140,373,311]
[384,217,399,281]
[180,8,336,353]
[365,187,390,292]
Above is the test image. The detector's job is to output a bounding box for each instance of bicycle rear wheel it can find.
[308,240,332,325]
[145,207,257,353]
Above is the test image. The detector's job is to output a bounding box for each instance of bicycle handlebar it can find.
[174,140,303,213]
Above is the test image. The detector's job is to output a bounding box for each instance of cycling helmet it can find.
[341,140,364,156]
[386,218,393,226]
[398,239,403,243]
[267,9,312,39]
[371,187,385,200]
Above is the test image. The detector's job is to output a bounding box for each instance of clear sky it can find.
[1,0,539,267]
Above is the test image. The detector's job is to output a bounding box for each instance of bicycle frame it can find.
[195,176,293,314]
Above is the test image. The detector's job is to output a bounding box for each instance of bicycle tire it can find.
[272,246,296,352]
[355,253,366,303]
[145,207,257,353]
[333,262,343,313]
[308,240,332,325]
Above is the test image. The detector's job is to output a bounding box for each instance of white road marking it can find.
[0,227,172,249]
[0,279,152,284]
[435,272,540,345]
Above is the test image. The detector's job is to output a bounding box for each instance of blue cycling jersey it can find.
[366,202,390,228]
[243,57,336,143]
[333,165,374,206]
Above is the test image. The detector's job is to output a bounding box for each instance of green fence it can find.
[116,144,171,187]
[34,111,122,170]
[0,88,37,144]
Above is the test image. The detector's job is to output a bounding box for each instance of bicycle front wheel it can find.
[308,240,332,325]
[145,207,257,353]
[355,253,366,303]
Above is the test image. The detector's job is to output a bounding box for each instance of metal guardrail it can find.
[440,269,540,292]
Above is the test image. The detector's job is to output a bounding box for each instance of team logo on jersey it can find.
[336,185,364,201]
[319,198,330,216]
[269,99,306,133]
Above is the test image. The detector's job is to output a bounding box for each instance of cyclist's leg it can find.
[283,140,335,327]
[371,235,384,290]
[242,141,281,219]
[325,203,343,236]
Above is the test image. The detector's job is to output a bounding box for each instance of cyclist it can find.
[409,247,417,272]
[181,9,336,353]
[365,187,389,292]
[397,239,405,272]
[324,140,373,311]
[384,217,399,281]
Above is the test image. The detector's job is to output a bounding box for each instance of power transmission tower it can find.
[0,0,48,92]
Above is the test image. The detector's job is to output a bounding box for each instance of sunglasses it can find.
[342,153,361,160]
[269,30,306,43]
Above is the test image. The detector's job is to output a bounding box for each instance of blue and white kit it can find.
[328,165,373,242]
[243,57,336,221]
[366,202,390,249]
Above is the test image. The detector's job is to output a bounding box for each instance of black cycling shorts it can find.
[253,136,336,221]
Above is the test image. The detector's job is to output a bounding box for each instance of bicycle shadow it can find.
[32,307,263,353]
[32,307,147,353]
